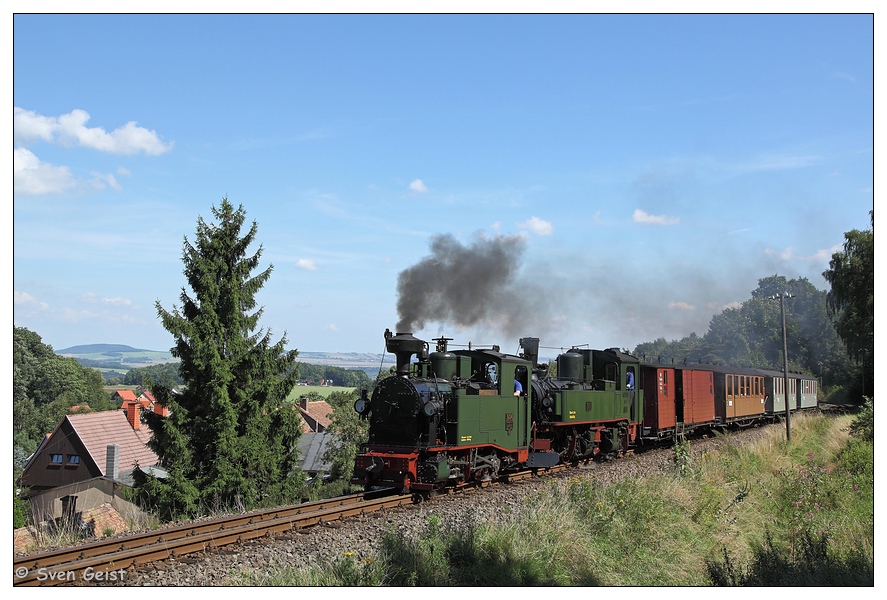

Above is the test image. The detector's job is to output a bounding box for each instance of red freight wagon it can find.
[679,368,716,427]
[640,365,677,439]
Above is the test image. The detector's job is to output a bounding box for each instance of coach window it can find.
[727,375,733,397]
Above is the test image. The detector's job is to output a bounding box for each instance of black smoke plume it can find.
[396,233,534,337]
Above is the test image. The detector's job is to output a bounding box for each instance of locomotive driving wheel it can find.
[560,427,578,462]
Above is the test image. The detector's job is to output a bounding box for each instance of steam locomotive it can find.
[352,329,818,495]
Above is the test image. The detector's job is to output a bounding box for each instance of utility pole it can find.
[770,293,794,442]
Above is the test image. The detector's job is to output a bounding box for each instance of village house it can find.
[19,393,167,524]
[295,397,335,477]
[297,396,333,433]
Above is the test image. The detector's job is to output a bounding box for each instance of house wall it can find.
[20,420,102,495]
[27,477,144,524]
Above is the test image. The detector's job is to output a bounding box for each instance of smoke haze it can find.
[394,230,820,353]
[396,233,543,338]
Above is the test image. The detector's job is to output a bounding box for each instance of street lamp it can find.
[770,292,794,442]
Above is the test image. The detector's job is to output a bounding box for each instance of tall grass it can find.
[233,411,874,586]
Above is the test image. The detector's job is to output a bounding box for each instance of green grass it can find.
[286,385,357,400]
[232,411,874,586]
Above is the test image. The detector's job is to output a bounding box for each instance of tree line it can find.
[634,211,873,403]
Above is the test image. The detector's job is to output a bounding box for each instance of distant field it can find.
[286,385,357,401]
[103,385,139,395]
[103,384,357,401]
[60,350,176,364]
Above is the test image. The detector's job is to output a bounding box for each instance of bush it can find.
[14,491,28,529]
[848,398,873,442]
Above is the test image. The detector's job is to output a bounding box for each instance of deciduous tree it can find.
[822,210,874,400]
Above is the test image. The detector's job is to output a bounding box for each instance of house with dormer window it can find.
[19,398,165,523]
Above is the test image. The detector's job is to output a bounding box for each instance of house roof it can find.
[296,432,333,474]
[114,389,138,407]
[67,411,159,477]
[139,390,157,408]
[299,400,334,432]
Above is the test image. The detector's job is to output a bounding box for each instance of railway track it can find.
[13,491,413,587]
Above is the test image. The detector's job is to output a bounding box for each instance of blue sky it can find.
[12,12,875,357]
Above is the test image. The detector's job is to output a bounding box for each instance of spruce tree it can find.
[140,198,303,519]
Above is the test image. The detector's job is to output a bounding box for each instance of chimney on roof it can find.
[154,401,169,417]
[300,396,309,410]
[124,400,140,430]
[106,444,120,480]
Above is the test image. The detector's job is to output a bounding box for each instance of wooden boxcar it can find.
[710,365,767,426]
[640,364,716,440]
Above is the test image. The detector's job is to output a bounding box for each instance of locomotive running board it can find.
[527,451,560,468]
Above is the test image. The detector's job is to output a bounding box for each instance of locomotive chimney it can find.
[520,337,540,367]
[385,329,427,377]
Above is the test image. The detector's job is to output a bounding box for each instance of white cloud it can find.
[102,296,133,306]
[13,108,57,143]
[90,172,123,191]
[833,71,857,84]
[764,247,795,261]
[517,216,554,235]
[409,179,428,192]
[296,258,318,271]
[813,245,842,263]
[13,148,77,195]
[327,323,340,331]
[633,209,680,225]
[740,153,821,172]
[14,107,173,155]
[668,301,695,311]
[14,107,173,197]
[14,290,49,310]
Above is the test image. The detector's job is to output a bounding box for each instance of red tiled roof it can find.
[114,390,138,408]
[81,503,128,538]
[299,400,334,432]
[67,411,159,475]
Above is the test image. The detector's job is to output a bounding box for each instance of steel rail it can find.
[13,492,410,587]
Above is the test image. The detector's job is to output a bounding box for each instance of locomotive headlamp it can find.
[355,389,371,415]
[423,401,439,417]
[542,396,553,408]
